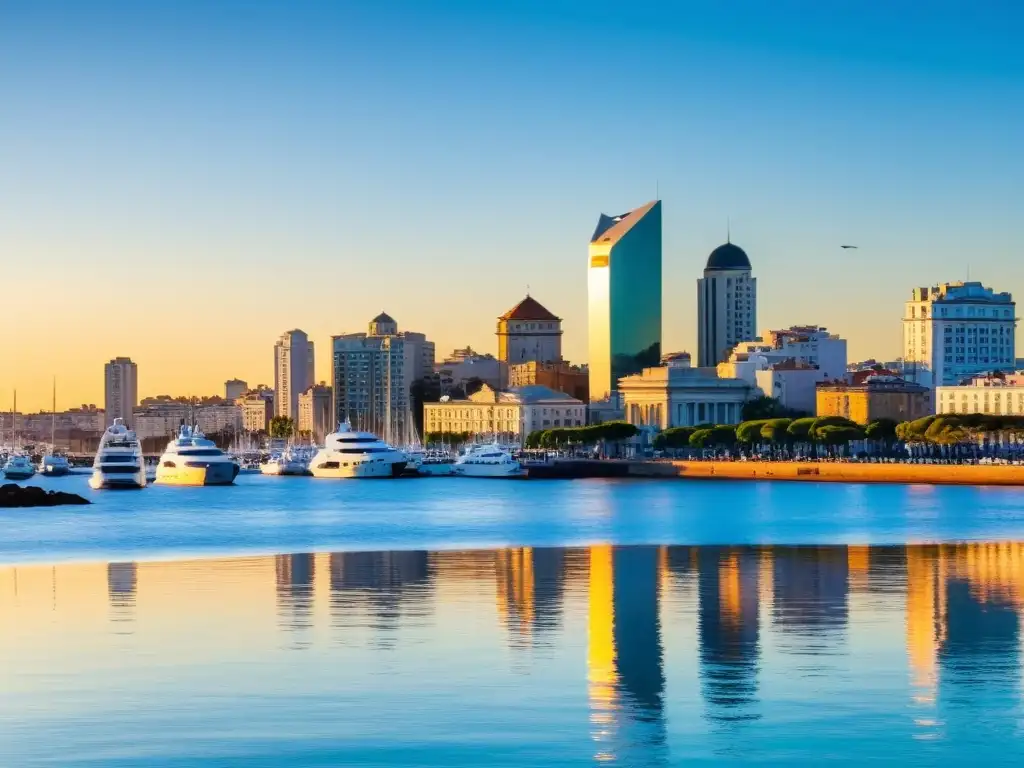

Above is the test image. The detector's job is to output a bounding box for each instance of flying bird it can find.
[840,245,859,249]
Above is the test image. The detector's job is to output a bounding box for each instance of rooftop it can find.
[371,311,396,324]
[590,200,660,245]
[705,242,751,271]
[499,295,561,323]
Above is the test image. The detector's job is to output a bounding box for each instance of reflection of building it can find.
[772,547,848,638]
[697,242,757,367]
[328,551,431,637]
[697,547,760,721]
[815,376,931,424]
[495,547,564,645]
[276,553,316,636]
[618,355,750,428]
[107,561,138,625]
[587,545,666,763]
[496,296,563,365]
[588,200,662,401]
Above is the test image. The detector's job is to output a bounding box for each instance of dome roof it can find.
[371,311,396,324]
[705,243,751,271]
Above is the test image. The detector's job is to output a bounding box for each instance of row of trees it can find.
[524,422,640,449]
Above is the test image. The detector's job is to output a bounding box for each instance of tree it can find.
[808,416,859,442]
[865,418,899,450]
[269,416,295,438]
[736,420,768,445]
[760,418,793,445]
[708,425,737,448]
[689,429,713,449]
[654,426,696,450]
[817,424,865,454]
[742,396,785,421]
[787,417,817,442]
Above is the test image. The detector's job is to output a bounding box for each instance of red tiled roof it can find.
[499,296,560,322]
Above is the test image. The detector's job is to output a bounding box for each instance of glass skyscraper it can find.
[587,200,662,401]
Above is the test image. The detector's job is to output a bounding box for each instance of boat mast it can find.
[51,377,56,450]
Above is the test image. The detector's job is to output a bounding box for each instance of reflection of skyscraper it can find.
[697,547,760,722]
[328,551,431,640]
[275,553,316,639]
[495,547,564,646]
[587,545,666,764]
[772,547,848,640]
[107,561,137,626]
[587,201,662,400]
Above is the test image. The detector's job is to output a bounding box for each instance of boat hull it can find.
[451,464,527,479]
[41,466,71,477]
[2,470,36,481]
[89,471,146,490]
[417,463,454,476]
[154,461,239,486]
[310,460,407,479]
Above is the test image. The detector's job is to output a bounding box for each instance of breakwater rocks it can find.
[0,484,91,507]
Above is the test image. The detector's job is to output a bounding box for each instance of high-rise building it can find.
[224,379,248,401]
[903,282,1017,388]
[331,313,432,441]
[697,241,757,367]
[587,200,662,401]
[104,357,138,426]
[237,389,274,433]
[298,383,333,443]
[496,296,563,365]
[274,330,315,420]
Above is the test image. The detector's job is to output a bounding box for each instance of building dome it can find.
[705,243,751,271]
[371,311,396,325]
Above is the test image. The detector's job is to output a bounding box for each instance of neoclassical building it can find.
[423,384,585,445]
[618,355,751,429]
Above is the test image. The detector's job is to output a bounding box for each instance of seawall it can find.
[651,460,1024,486]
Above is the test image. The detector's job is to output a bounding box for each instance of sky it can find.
[2,0,1022,411]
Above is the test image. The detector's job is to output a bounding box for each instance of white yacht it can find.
[3,454,36,481]
[260,446,309,476]
[154,424,239,486]
[39,453,71,477]
[451,443,526,478]
[309,423,407,479]
[89,418,146,489]
[417,449,454,476]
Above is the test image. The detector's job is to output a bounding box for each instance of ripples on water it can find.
[4,544,1024,765]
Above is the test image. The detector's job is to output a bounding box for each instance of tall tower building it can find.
[274,330,315,420]
[587,200,662,401]
[903,282,1017,388]
[496,296,563,365]
[697,241,757,367]
[104,357,138,426]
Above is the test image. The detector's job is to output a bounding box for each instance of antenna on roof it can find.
[727,217,731,244]
[526,284,530,297]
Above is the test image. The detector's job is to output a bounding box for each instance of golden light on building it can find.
[758,547,774,611]
[588,544,618,762]
[847,545,870,593]
[719,553,742,628]
[905,548,945,705]
[946,542,1024,608]
[495,548,536,643]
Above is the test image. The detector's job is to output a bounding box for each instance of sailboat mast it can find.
[51,377,56,447]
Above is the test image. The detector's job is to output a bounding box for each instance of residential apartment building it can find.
[133,401,242,441]
[423,385,585,445]
[588,200,662,400]
[936,373,1024,416]
[237,389,274,433]
[903,282,1017,388]
[274,329,315,420]
[298,384,333,443]
[816,376,931,424]
[697,241,757,367]
[104,357,138,426]
[224,379,248,401]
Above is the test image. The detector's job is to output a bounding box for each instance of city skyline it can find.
[3,2,1022,411]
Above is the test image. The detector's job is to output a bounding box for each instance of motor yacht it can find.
[451,443,526,478]
[2,454,36,481]
[89,418,146,489]
[154,424,239,486]
[39,453,71,477]
[309,423,407,479]
[260,446,310,476]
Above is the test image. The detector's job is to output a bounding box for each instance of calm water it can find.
[3,476,1024,765]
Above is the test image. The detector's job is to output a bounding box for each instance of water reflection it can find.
[4,543,1024,763]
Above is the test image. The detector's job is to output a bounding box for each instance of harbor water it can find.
[2,474,1024,765]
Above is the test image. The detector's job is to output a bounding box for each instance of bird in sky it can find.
[840,245,859,249]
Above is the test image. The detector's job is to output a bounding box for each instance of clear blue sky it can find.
[2,0,1021,409]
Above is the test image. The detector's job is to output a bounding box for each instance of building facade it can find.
[508,360,589,402]
[697,242,757,367]
[224,379,248,401]
[237,390,274,433]
[587,200,662,401]
[423,384,586,445]
[816,376,931,424]
[496,296,563,365]
[435,348,505,394]
[104,357,138,427]
[936,373,1024,416]
[274,330,315,421]
[617,358,751,429]
[133,402,242,441]
[903,282,1017,388]
[369,312,435,380]
[298,384,333,443]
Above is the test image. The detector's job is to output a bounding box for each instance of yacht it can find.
[89,418,146,489]
[39,453,71,477]
[417,449,454,476]
[260,446,309,476]
[309,423,407,479]
[154,424,240,486]
[3,454,36,481]
[451,443,526,478]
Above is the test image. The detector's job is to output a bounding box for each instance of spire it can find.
[727,217,731,244]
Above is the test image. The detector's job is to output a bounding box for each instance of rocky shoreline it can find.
[0,484,91,507]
